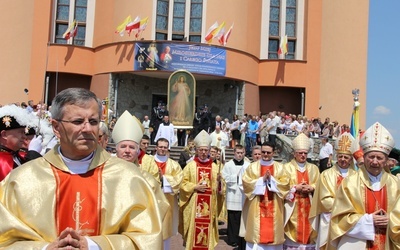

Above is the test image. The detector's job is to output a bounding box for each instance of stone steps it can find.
[108,144,282,163]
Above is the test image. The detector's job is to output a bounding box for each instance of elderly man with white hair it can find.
[329,122,400,250]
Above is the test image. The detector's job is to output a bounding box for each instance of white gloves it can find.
[28,135,43,153]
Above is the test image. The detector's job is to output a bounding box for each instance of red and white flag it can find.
[218,23,234,46]
[125,16,141,36]
[204,21,219,43]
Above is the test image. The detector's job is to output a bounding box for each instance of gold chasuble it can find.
[309,164,356,249]
[152,158,183,239]
[328,168,400,250]
[284,160,319,245]
[241,161,290,245]
[179,157,219,250]
[0,145,164,249]
[138,149,153,166]
[388,196,400,249]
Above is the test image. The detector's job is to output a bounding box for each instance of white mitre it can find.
[194,130,212,147]
[112,110,144,144]
[291,133,311,151]
[360,122,394,155]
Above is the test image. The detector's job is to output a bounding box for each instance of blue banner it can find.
[134,42,226,76]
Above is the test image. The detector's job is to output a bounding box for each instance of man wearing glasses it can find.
[0,88,164,249]
[283,133,320,250]
[241,141,290,249]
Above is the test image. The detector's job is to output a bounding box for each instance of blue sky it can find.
[367,1,400,148]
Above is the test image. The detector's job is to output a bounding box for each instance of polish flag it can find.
[204,22,219,43]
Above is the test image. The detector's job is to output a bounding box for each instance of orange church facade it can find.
[0,0,368,127]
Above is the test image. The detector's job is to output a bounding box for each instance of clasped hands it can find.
[295,181,314,194]
[47,227,88,249]
[372,209,388,229]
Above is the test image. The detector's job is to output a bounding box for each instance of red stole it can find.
[138,150,145,164]
[336,175,344,188]
[295,169,312,244]
[259,164,275,243]
[365,186,387,250]
[52,165,103,236]
[192,157,213,250]
[155,161,167,174]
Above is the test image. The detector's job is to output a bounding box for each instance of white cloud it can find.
[373,105,391,115]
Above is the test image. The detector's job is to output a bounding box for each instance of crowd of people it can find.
[0,88,400,250]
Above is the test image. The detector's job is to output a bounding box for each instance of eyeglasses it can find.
[57,119,100,127]
[296,151,308,155]
[261,151,273,155]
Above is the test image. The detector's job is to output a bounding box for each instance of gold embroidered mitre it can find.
[335,132,357,155]
[194,130,212,147]
[360,122,394,155]
[291,133,311,151]
[112,110,144,144]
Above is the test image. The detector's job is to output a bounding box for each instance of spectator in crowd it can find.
[319,137,333,173]
[142,115,151,137]
[97,121,110,150]
[230,114,241,147]
[245,115,258,157]
[178,137,196,169]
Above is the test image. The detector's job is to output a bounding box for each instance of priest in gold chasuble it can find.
[0,88,164,249]
[241,141,290,249]
[309,132,358,250]
[328,122,400,250]
[179,130,220,250]
[283,133,320,249]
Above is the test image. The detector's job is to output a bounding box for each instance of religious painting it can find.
[167,70,196,128]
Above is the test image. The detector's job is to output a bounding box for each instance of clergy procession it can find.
[1,87,400,250]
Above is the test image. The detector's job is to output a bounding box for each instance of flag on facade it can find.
[218,23,234,46]
[204,21,219,43]
[63,20,78,40]
[210,22,225,44]
[134,17,149,38]
[115,15,132,36]
[125,16,142,36]
[277,35,288,55]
